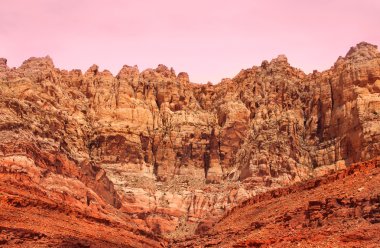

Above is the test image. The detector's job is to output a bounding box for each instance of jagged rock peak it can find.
[117,65,139,79]
[177,72,189,82]
[261,60,269,69]
[155,64,176,77]
[156,64,169,72]
[345,42,379,60]
[102,69,114,77]
[85,64,99,75]
[0,58,7,67]
[20,56,54,69]
[270,54,288,64]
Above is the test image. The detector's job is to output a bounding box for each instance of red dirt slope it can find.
[0,156,167,248]
[174,158,380,247]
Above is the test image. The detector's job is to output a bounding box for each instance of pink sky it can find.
[1,0,379,83]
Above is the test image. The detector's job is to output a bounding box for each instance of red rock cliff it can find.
[0,42,379,244]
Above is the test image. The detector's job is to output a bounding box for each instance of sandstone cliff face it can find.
[0,42,379,241]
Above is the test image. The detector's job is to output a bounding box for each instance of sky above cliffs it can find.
[1,0,379,83]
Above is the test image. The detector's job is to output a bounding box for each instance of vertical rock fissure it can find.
[329,78,335,115]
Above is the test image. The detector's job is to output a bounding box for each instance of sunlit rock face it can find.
[0,42,379,242]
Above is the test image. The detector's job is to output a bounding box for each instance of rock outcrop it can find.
[0,42,379,244]
[175,158,380,247]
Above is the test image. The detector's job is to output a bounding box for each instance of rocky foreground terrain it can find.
[0,42,379,247]
[175,157,380,247]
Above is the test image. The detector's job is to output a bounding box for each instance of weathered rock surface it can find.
[0,42,379,245]
[0,151,166,247]
[175,158,380,247]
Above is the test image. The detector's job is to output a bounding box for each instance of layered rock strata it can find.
[0,42,379,240]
